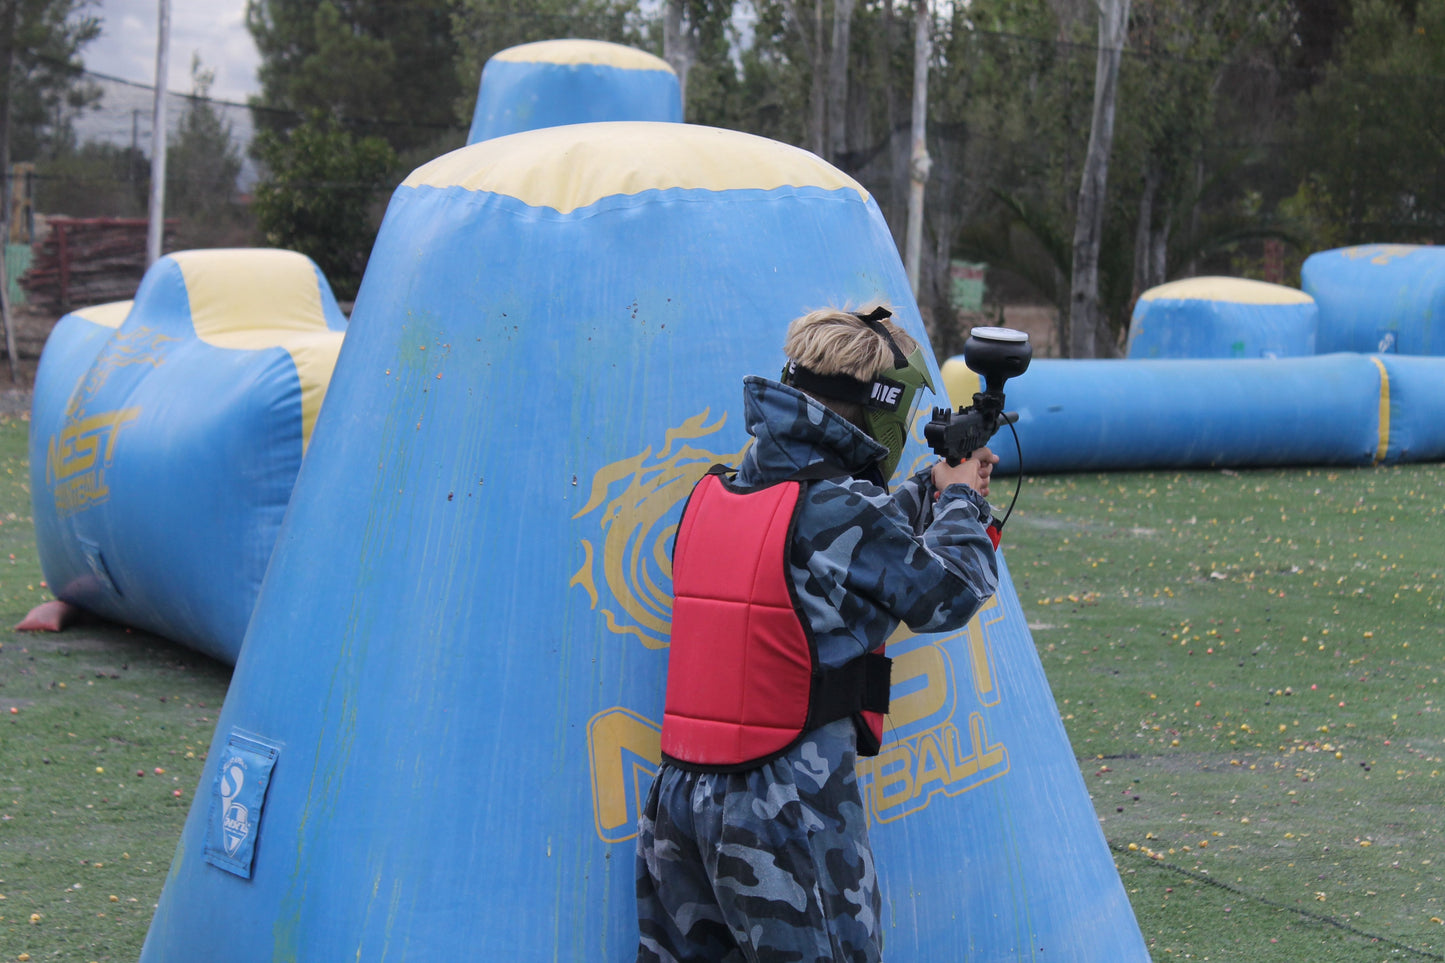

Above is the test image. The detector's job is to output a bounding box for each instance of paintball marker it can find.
[924,326,1032,466]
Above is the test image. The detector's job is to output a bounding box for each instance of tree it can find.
[31,140,144,216]
[662,0,738,121]
[247,0,467,295]
[1287,0,1445,244]
[452,0,648,124]
[251,114,395,300]
[1111,0,1294,303]
[0,0,99,185]
[167,57,243,226]
[942,0,1096,353]
[247,0,464,158]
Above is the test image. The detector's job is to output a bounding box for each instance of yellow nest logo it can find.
[857,603,1011,826]
[585,610,1013,842]
[1343,244,1419,265]
[46,327,177,517]
[578,411,1012,843]
[569,409,747,648]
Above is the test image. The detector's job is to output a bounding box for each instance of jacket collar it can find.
[736,376,886,486]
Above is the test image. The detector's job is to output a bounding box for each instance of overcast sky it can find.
[86,0,261,103]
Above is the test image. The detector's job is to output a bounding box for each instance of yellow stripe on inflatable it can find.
[173,249,343,450]
[491,39,675,73]
[1138,276,1313,306]
[1371,357,1391,464]
[403,122,868,213]
[72,301,132,329]
[940,358,981,406]
[285,332,345,450]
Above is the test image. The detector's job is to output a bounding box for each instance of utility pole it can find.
[146,0,170,266]
[904,0,931,298]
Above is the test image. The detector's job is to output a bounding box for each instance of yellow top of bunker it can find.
[1139,276,1314,306]
[490,39,675,73]
[168,248,338,344]
[403,122,868,214]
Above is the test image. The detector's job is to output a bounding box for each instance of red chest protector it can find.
[661,465,893,771]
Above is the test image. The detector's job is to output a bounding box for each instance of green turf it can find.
[1,408,1442,960]
[1005,464,1445,961]
[0,417,233,962]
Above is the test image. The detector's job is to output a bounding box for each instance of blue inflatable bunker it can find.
[468,39,682,144]
[1303,244,1445,355]
[141,123,1146,961]
[29,249,347,664]
[942,352,1445,473]
[1127,276,1317,359]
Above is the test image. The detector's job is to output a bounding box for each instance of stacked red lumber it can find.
[18,217,177,314]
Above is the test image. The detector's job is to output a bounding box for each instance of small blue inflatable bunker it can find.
[468,38,683,144]
[142,123,1146,961]
[29,249,347,664]
[1127,276,1317,359]
[1303,244,1445,354]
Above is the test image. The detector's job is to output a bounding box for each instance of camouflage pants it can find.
[635,725,881,963]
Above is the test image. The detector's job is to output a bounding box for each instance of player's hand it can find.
[932,447,1000,498]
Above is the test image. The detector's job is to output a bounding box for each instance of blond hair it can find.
[782,306,918,380]
[782,305,918,428]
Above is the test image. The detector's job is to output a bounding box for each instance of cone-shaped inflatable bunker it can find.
[467,38,682,144]
[141,123,1146,962]
[1127,276,1317,359]
[29,249,347,664]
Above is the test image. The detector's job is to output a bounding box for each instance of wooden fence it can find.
[19,217,177,314]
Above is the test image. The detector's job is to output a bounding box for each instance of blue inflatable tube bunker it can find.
[1303,244,1445,355]
[142,123,1146,962]
[29,249,347,664]
[468,39,682,144]
[1127,276,1317,359]
[943,354,1391,474]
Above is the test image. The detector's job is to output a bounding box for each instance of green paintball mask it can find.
[781,306,936,482]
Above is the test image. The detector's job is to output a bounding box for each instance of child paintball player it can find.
[636,305,1002,962]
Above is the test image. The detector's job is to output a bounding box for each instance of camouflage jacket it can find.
[734,375,999,675]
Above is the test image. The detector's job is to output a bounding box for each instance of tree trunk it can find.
[1150,209,1170,289]
[1185,155,1203,275]
[663,0,693,115]
[810,0,826,156]
[882,0,908,244]
[0,1,17,380]
[0,0,16,233]
[1132,160,1158,302]
[904,0,930,297]
[924,206,964,358]
[827,0,856,164]
[1068,0,1130,358]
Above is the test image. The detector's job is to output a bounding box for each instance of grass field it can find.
[0,416,232,962]
[1006,462,1445,961]
[1,411,1442,961]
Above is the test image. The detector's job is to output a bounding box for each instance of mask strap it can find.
[853,306,908,369]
